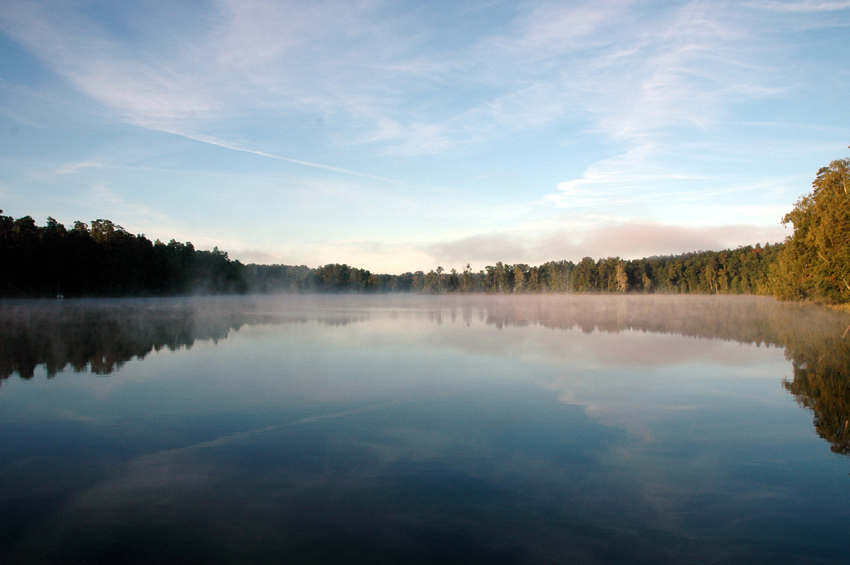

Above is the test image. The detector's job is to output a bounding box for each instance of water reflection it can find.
[0,296,367,380]
[2,295,850,563]
[3,295,848,459]
[780,317,850,456]
[3,297,850,440]
[0,295,799,379]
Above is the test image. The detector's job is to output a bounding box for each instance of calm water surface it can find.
[1,295,849,564]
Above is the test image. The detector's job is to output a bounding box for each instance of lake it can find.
[1,294,849,564]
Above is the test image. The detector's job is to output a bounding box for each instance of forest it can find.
[1,158,847,304]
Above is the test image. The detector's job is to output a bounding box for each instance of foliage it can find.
[772,159,850,304]
[0,213,244,297]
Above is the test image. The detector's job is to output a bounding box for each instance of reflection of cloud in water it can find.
[540,330,788,417]
[3,293,849,461]
[4,295,850,562]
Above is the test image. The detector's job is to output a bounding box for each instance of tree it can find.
[615,260,629,293]
[772,159,850,304]
[461,264,474,292]
[423,269,440,293]
[571,257,597,292]
[513,264,528,293]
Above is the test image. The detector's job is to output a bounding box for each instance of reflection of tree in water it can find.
[0,298,371,383]
[477,295,850,457]
[780,318,850,456]
[0,300,243,381]
[3,295,850,457]
[477,295,784,346]
[784,363,850,456]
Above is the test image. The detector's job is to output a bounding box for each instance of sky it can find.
[0,0,848,274]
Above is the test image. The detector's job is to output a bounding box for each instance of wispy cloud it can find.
[0,1,217,118]
[0,0,400,121]
[0,2,742,145]
[0,0,826,154]
[547,144,699,207]
[53,161,103,175]
[750,0,850,12]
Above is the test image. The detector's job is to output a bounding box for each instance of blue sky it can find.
[1,0,848,273]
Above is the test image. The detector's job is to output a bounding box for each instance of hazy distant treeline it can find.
[0,210,780,298]
[244,248,780,296]
[2,158,847,303]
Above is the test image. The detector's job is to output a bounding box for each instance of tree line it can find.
[0,216,244,297]
[0,214,790,299]
[2,158,847,304]
[245,247,775,296]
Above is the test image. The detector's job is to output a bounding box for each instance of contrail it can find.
[133,120,402,184]
[145,401,398,455]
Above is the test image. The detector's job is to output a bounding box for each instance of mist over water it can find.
[1,295,849,563]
